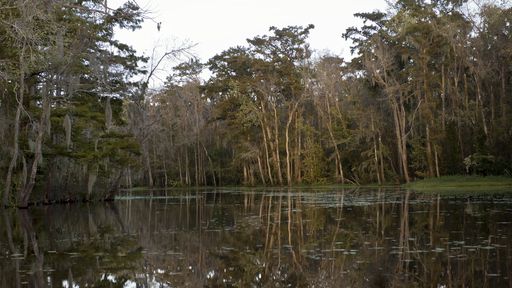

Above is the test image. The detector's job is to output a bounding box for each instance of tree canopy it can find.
[1,0,511,206]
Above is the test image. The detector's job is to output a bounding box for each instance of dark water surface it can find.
[1,188,512,287]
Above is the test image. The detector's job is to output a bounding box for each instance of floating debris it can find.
[480,246,495,250]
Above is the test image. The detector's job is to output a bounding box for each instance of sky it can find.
[111,0,388,84]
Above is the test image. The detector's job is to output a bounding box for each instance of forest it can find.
[1,0,511,207]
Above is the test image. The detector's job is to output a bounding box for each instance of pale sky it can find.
[111,0,388,83]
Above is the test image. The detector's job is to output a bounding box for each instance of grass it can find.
[404,175,512,193]
[120,176,512,195]
[120,182,393,192]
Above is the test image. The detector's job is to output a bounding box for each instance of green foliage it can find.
[302,129,327,184]
[410,135,428,178]
[0,0,147,204]
[405,175,512,193]
[463,153,496,176]
[3,0,512,200]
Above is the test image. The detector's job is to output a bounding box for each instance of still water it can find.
[1,188,511,287]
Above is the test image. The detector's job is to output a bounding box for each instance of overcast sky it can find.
[111,0,388,83]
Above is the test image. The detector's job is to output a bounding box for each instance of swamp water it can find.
[0,188,511,287]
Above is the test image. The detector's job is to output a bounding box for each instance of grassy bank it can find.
[119,182,397,193]
[404,175,512,193]
[121,176,512,195]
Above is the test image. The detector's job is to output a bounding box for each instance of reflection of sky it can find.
[63,274,171,288]
[62,280,79,288]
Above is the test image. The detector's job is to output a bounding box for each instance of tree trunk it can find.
[371,115,381,185]
[86,165,98,201]
[500,66,507,123]
[163,155,168,188]
[3,103,21,204]
[257,155,266,185]
[454,77,465,161]
[3,45,26,207]
[202,143,217,186]
[249,165,255,185]
[178,153,183,185]
[426,125,435,177]
[144,144,153,188]
[463,73,469,112]
[127,167,132,189]
[441,64,446,132]
[19,82,51,207]
[285,103,300,186]
[194,144,199,186]
[399,101,410,183]
[296,116,302,183]
[243,165,248,185]
[185,149,190,186]
[392,103,403,179]
[285,122,292,185]
[378,132,385,183]
[392,97,410,183]
[272,105,283,185]
[326,97,344,183]
[434,144,440,178]
[475,76,489,141]
[259,116,274,185]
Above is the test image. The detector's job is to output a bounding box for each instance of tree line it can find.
[0,0,147,207]
[1,0,511,206]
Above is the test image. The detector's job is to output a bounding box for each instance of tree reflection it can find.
[1,189,511,287]
[1,205,143,287]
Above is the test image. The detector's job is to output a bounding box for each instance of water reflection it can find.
[1,188,512,287]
